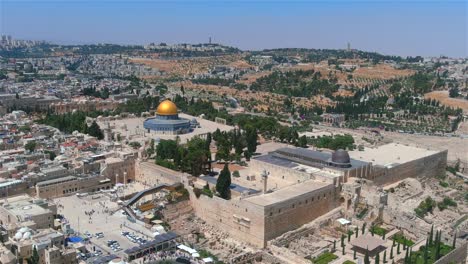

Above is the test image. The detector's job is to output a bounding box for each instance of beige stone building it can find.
[189,178,340,247]
[0,195,56,229]
[135,143,448,248]
[35,175,113,199]
[0,179,28,199]
[101,152,137,184]
[7,228,76,264]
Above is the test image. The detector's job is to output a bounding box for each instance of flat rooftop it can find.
[246,180,331,207]
[200,176,260,195]
[348,143,441,167]
[351,234,386,251]
[36,176,77,187]
[3,196,51,218]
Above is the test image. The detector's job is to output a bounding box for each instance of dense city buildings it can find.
[0,28,466,264]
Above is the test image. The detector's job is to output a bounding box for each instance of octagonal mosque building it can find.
[143,99,195,135]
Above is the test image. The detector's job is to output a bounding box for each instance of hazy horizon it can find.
[1,0,466,58]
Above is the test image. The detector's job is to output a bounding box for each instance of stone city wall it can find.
[188,188,266,247]
[263,184,339,241]
[373,150,447,186]
[136,161,183,186]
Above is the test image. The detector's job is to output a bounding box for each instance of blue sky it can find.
[0,0,466,57]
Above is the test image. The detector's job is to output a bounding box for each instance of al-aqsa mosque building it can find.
[143,99,196,135]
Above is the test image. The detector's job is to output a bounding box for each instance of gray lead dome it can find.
[331,149,351,166]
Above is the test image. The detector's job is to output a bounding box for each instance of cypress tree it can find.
[215,164,231,199]
[353,248,357,260]
[383,250,387,263]
[452,231,456,249]
[29,246,39,264]
[390,245,394,259]
[333,240,336,252]
[341,234,345,247]
[383,230,386,240]
[356,226,359,238]
[375,252,380,264]
[363,222,366,234]
[423,239,429,264]
[435,230,441,260]
[348,231,352,242]
[342,244,346,255]
[429,225,434,246]
[364,248,370,264]
[397,242,401,254]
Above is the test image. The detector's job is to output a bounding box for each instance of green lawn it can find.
[392,233,415,246]
[370,225,386,236]
[342,261,356,264]
[312,252,338,264]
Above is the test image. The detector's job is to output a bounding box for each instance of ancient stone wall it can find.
[373,150,447,186]
[188,178,340,248]
[263,184,339,241]
[188,189,266,247]
[136,162,183,186]
[230,251,284,264]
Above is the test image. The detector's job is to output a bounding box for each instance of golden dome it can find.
[156,100,178,115]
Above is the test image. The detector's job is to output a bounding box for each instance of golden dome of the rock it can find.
[156,100,178,115]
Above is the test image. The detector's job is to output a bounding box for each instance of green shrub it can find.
[439,181,449,188]
[415,197,436,217]
[370,225,386,236]
[202,187,213,198]
[312,252,338,264]
[356,208,368,219]
[437,197,457,211]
